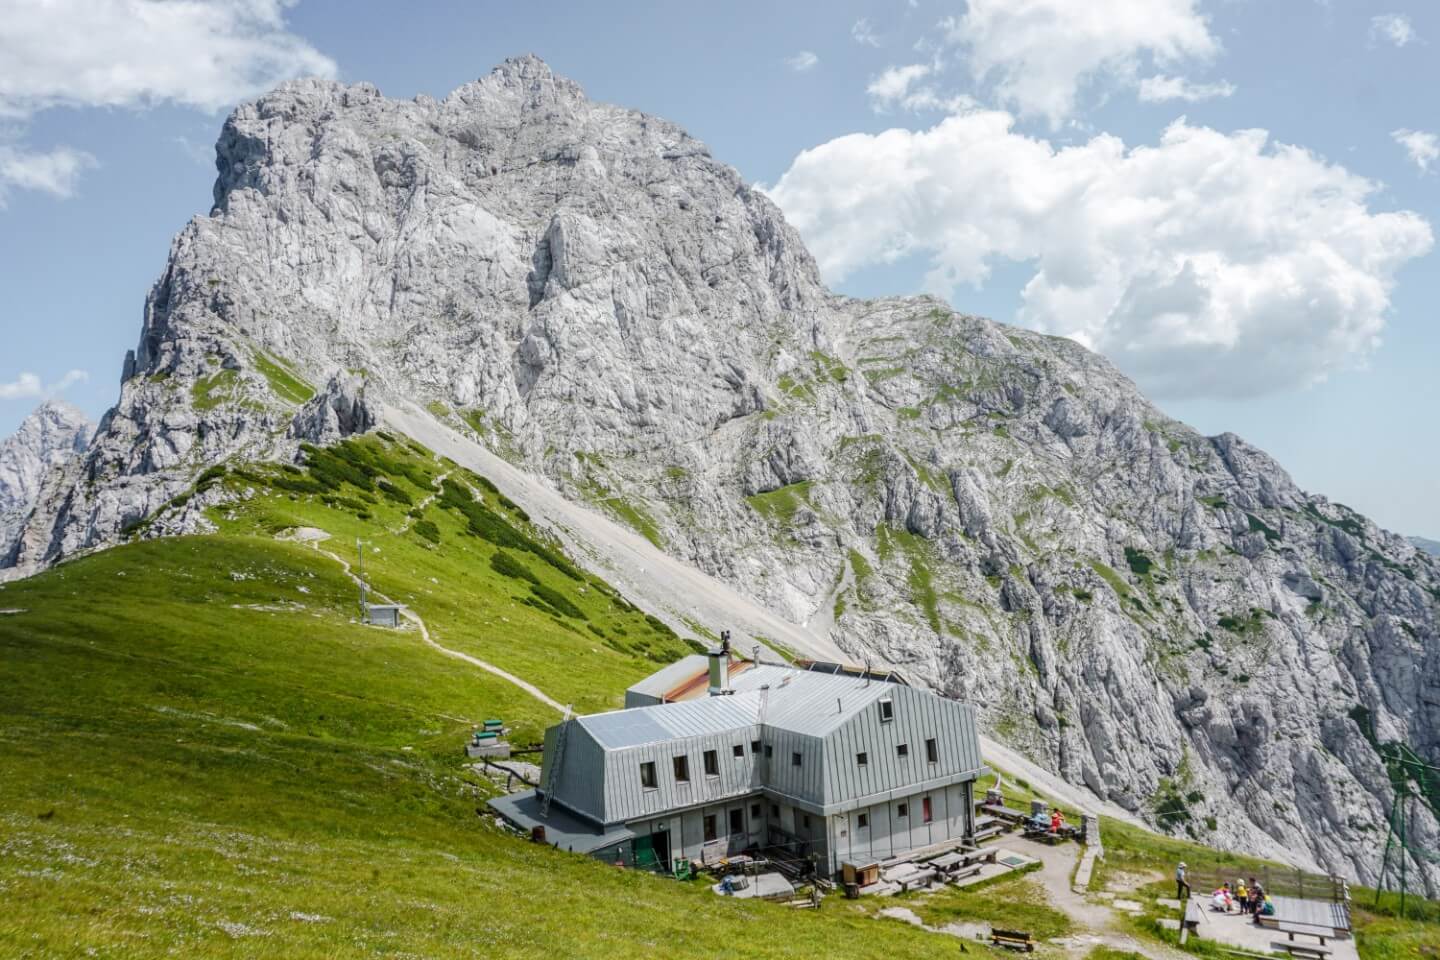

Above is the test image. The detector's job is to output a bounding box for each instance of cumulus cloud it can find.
[1393,128,1439,173]
[867,64,974,114]
[0,0,333,205]
[1138,74,1236,103]
[0,145,96,203]
[766,113,1433,399]
[943,0,1220,126]
[0,0,336,117]
[852,18,881,47]
[1370,13,1417,48]
[0,369,88,400]
[787,51,819,72]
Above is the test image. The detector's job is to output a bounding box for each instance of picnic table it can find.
[981,802,1029,822]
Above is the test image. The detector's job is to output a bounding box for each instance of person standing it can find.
[1177,861,1191,901]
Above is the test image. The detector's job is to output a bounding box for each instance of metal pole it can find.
[1399,793,1408,920]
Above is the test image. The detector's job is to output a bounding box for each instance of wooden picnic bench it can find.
[991,928,1035,952]
[1274,922,1330,946]
[981,803,1029,822]
[1270,941,1331,959]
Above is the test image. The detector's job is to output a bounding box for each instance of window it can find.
[922,796,933,824]
[639,761,657,789]
[792,752,803,768]
[733,743,745,758]
[926,738,939,763]
[673,755,690,783]
[703,749,719,777]
[770,803,780,818]
[802,815,811,829]
[703,814,717,842]
[751,739,760,753]
[896,742,909,758]
[897,802,909,819]
[857,813,869,829]
[764,744,773,758]
[751,803,761,819]
[879,698,894,722]
[856,751,868,766]
[729,809,744,834]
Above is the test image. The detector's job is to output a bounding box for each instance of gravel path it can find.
[305,538,568,714]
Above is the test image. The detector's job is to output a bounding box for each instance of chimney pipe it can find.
[709,630,732,697]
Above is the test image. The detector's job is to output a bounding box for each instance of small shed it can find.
[366,603,403,627]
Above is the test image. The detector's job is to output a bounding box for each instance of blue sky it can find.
[1,1,1437,537]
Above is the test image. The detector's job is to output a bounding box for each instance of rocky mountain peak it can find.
[0,400,93,562]
[4,58,1436,892]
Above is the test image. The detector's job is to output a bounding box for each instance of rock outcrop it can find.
[6,56,1437,890]
[0,401,93,564]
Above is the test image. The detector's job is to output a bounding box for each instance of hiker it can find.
[1245,876,1258,914]
[1176,861,1191,900]
[1236,880,1249,913]
[1255,894,1275,924]
[1049,809,1063,834]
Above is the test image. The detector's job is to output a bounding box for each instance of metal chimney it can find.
[708,630,732,696]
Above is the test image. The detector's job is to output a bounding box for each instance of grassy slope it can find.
[1,433,1434,957]
[0,436,974,959]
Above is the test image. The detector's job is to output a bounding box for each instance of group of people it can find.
[1210,876,1276,921]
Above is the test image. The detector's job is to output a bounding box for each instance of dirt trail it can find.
[306,539,567,714]
[1013,838,1190,960]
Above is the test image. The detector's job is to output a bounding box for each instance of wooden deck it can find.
[1269,895,1352,935]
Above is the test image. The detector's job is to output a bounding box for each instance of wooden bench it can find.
[1183,900,1202,932]
[1271,941,1331,959]
[1275,923,1330,946]
[991,928,1035,952]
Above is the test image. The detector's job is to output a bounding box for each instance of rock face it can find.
[0,401,93,563]
[6,56,1437,890]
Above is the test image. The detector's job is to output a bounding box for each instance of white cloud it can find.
[852,18,881,47]
[0,369,88,400]
[1393,128,1439,173]
[866,63,972,113]
[786,51,819,72]
[1370,13,1417,48]
[0,1,332,206]
[0,0,336,117]
[0,145,96,202]
[1137,74,1236,103]
[766,113,1433,399]
[943,0,1220,126]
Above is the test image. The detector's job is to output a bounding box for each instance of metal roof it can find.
[578,693,759,748]
[589,663,901,748]
[729,664,896,736]
[488,789,633,853]
[623,654,711,700]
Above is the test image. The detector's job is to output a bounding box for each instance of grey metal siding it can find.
[821,685,982,809]
[600,725,760,823]
[542,721,607,822]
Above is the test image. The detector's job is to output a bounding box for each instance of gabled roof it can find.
[729,664,896,737]
[623,653,711,701]
[588,662,904,749]
[578,692,758,748]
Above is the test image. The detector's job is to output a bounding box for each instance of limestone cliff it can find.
[7,56,1436,890]
[0,401,92,563]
